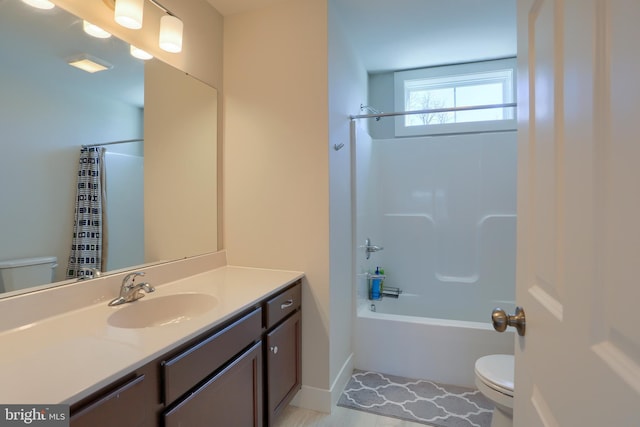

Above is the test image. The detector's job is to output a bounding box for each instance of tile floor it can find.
[273,404,430,427]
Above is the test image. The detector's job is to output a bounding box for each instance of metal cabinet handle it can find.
[280,300,294,310]
[492,306,526,336]
[270,346,278,354]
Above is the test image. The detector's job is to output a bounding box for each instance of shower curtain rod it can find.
[349,102,517,120]
[82,138,144,148]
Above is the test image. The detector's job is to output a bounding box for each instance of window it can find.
[394,58,517,136]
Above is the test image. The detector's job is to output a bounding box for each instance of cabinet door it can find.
[164,342,263,427]
[70,373,156,427]
[266,310,301,426]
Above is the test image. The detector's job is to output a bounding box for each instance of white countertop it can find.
[0,264,303,405]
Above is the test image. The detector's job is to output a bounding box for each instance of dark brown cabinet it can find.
[70,280,301,427]
[70,363,160,427]
[162,308,263,405]
[164,342,263,427]
[266,310,301,426]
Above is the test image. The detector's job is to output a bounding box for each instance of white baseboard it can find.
[289,353,354,414]
[330,352,354,408]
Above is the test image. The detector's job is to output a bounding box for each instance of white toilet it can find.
[474,354,514,427]
[0,256,58,293]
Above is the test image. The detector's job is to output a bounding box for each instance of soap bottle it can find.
[371,267,382,300]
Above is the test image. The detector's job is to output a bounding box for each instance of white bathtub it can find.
[354,298,515,387]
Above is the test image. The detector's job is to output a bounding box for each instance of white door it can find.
[515,0,640,425]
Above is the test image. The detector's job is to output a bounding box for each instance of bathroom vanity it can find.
[70,281,301,427]
[0,251,303,427]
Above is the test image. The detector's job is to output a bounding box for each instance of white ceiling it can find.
[205,0,287,16]
[207,0,517,74]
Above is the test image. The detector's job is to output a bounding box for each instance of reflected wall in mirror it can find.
[0,0,217,297]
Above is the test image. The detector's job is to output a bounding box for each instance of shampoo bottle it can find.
[371,267,382,300]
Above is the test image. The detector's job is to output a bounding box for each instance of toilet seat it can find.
[475,354,514,397]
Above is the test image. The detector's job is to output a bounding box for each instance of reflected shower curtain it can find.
[66,147,108,279]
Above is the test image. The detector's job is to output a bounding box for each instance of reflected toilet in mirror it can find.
[0,257,58,293]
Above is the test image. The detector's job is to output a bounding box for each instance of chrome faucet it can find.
[108,271,155,306]
[78,268,101,281]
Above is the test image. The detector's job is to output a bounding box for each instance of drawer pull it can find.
[280,300,294,310]
[270,346,279,354]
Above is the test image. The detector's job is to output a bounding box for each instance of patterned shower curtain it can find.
[66,147,108,279]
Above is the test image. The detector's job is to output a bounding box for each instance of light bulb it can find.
[159,15,183,53]
[21,0,55,9]
[115,0,144,30]
[83,21,112,39]
[130,45,153,60]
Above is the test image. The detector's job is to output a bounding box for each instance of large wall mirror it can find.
[0,0,218,297]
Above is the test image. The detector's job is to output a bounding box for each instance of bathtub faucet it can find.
[364,238,384,260]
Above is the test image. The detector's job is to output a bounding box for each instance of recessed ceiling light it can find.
[67,54,113,74]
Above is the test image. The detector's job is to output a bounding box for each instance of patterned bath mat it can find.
[337,370,493,427]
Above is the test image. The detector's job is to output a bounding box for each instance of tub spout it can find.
[381,286,402,298]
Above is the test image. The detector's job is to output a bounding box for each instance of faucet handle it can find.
[122,271,145,286]
[139,283,155,293]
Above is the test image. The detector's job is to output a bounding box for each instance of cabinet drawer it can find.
[265,282,301,329]
[162,307,262,404]
[71,375,148,427]
[164,342,263,427]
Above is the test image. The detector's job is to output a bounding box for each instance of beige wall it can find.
[223,0,332,410]
[144,60,218,262]
[53,0,223,89]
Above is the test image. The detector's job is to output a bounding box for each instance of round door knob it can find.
[270,346,278,354]
[492,307,526,336]
[492,308,509,332]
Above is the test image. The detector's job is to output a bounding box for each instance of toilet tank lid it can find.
[0,256,58,268]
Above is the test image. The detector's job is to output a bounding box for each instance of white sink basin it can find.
[108,293,218,328]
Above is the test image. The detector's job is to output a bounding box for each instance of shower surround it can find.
[353,126,516,385]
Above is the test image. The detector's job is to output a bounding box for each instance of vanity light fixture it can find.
[130,45,154,60]
[114,0,144,29]
[83,20,112,39]
[110,0,184,54]
[159,14,183,53]
[67,54,113,74]
[21,0,55,10]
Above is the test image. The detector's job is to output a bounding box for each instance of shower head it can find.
[360,104,383,121]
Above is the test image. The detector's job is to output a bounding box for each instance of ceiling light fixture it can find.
[130,45,154,60]
[109,0,183,54]
[67,54,113,74]
[83,20,112,39]
[21,0,55,10]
